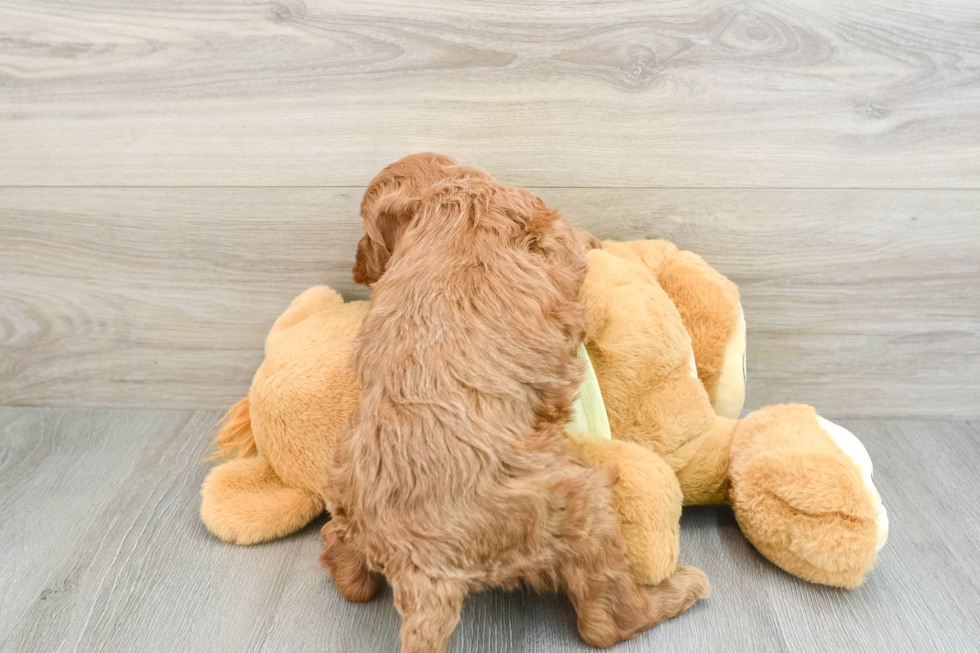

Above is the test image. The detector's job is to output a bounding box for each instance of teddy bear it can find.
[201,239,888,589]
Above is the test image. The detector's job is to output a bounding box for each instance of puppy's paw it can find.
[641,564,711,625]
[319,525,381,603]
[670,564,712,601]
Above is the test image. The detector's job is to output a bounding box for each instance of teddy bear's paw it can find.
[729,405,892,587]
[730,446,883,588]
[200,457,324,545]
[814,417,889,553]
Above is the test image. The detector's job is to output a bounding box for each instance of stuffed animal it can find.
[201,240,888,589]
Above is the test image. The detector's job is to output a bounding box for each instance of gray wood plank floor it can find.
[1,407,977,652]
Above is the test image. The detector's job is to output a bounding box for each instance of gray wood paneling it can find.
[1,0,979,187]
[2,188,977,416]
[1,408,977,652]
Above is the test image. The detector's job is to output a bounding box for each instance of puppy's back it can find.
[335,171,593,553]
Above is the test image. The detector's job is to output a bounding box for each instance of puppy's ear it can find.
[362,189,420,256]
[355,188,421,286]
[353,234,383,286]
[355,152,458,285]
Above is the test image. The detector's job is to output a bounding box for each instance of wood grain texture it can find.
[1,0,979,187]
[2,187,977,416]
[1,407,978,652]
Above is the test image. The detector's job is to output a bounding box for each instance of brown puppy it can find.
[322,153,710,652]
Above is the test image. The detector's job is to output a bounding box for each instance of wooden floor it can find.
[1,407,977,652]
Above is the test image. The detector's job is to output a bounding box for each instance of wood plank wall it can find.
[1,0,978,416]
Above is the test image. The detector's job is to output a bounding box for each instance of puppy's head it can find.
[498,188,602,266]
[354,152,460,286]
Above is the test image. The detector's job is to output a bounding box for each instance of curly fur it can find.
[321,154,709,652]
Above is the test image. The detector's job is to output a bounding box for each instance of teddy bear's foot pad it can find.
[200,456,324,545]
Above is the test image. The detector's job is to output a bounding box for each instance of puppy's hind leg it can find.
[570,563,710,649]
[549,466,710,648]
[389,571,466,653]
[320,524,382,603]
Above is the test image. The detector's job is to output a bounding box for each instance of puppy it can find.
[322,153,709,652]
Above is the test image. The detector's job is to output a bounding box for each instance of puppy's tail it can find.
[206,397,256,461]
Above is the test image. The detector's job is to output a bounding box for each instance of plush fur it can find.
[598,240,743,416]
[200,286,366,545]
[201,214,887,595]
[580,242,885,587]
[320,154,708,652]
[729,404,881,588]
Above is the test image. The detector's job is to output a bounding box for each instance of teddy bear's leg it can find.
[569,434,683,585]
[200,456,324,545]
[728,404,888,588]
[602,240,746,419]
[670,416,738,506]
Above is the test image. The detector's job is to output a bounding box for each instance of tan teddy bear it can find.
[201,240,887,589]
